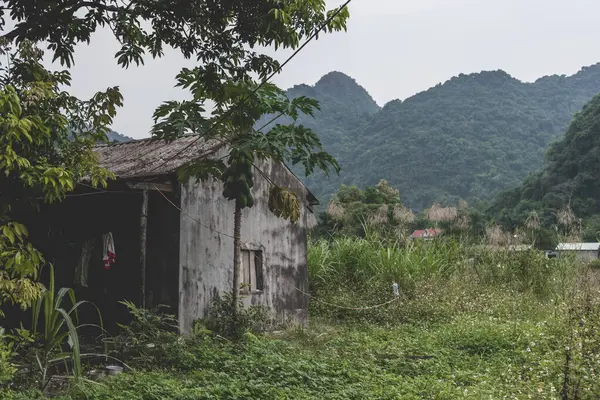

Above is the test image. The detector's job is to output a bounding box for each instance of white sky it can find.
[54,0,600,139]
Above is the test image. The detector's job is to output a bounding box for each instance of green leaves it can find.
[326,5,350,33]
[151,101,207,141]
[155,72,338,218]
[32,265,104,387]
[3,0,350,89]
[0,42,121,316]
[222,149,255,209]
[0,221,44,314]
[489,92,600,230]
[177,158,226,183]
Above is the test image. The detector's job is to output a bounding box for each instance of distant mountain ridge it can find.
[281,64,600,209]
[107,130,133,143]
[490,93,600,230]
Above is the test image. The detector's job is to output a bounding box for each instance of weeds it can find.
[309,236,578,324]
[206,291,268,339]
[29,265,103,389]
[110,301,192,370]
[3,236,599,399]
[0,328,17,386]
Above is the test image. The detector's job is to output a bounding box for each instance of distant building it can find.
[410,228,442,240]
[508,245,532,252]
[556,243,600,262]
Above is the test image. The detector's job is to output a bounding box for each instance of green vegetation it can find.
[2,0,350,378]
[30,265,103,389]
[2,236,598,398]
[0,41,118,315]
[490,93,600,235]
[277,65,600,210]
[260,71,381,203]
[316,179,413,237]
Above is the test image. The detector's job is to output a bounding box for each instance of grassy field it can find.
[5,237,600,399]
[51,296,568,399]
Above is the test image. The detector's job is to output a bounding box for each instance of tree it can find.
[319,180,412,238]
[487,93,600,234]
[1,0,350,319]
[172,82,340,318]
[0,41,119,314]
[1,0,348,82]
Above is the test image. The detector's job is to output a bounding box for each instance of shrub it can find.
[111,301,194,370]
[0,328,17,386]
[207,291,268,339]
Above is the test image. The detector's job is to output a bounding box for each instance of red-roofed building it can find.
[410,228,442,240]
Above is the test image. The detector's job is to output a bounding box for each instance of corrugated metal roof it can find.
[94,136,223,178]
[556,243,600,251]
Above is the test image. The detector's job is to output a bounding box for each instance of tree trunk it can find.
[232,199,242,319]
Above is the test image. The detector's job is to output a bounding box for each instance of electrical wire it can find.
[142,0,353,176]
[152,183,400,311]
[152,184,236,239]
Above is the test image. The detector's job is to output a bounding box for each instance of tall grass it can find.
[308,236,579,324]
[310,236,575,294]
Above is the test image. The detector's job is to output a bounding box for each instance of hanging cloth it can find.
[102,232,116,270]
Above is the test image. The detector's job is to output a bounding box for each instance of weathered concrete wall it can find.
[178,151,312,333]
[575,250,600,263]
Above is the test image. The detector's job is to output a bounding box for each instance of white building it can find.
[556,243,600,262]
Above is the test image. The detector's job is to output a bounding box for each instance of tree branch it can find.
[1,0,123,42]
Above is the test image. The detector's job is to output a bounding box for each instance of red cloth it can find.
[102,232,116,270]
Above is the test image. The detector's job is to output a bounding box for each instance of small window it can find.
[241,249,264,292]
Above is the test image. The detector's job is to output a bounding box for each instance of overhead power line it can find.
[151,183,400,311]
[142,0,353,175]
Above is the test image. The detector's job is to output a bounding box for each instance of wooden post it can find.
[140,187,149,309]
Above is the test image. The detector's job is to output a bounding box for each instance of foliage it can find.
[257,71,381,205]
[0,41,120,315]
[582,215,600,242]
[308,236,576,325]
[111,301,193,370]
[30,265,103,389]
[43,288,590,399]
[0,328,17,386]
[489,93,600,232]
[3,0,349,323]
[545,268,600,399]
[168,80,340,221]
[4,238,600,398]
[151,7,349,321]
[207,292,268,340]
[317,180,412,238]
[0,222,44,316]
[2,0,349,72]
[279,65,600,210]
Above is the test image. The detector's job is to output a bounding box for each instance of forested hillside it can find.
[490,93,600,235]
[107,65,600,211]
[257,71,381,202]
[285,64,600,210]
[107,130,133,143]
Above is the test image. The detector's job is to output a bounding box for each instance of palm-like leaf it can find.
[31,265,104,387]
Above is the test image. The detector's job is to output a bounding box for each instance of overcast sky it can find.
[59,0,600,139]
